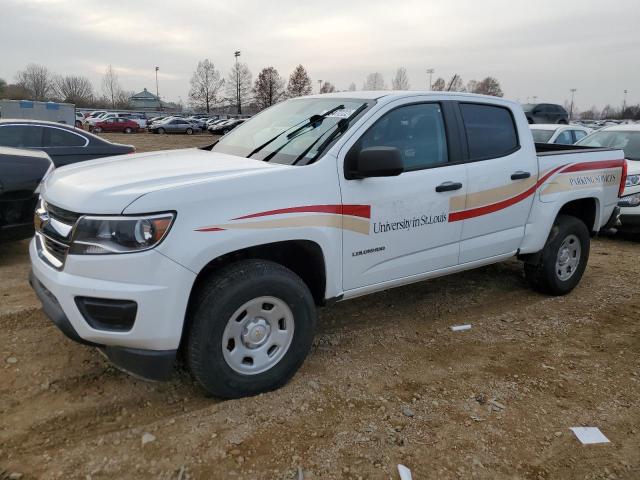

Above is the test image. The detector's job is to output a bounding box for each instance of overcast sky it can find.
[1,0,639,111]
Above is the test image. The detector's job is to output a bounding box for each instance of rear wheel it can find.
[524,215,590,295]
[157,127,166,135]
[187,260,316,398]
[186,128,193,135]
[124,127,132,133]
[93,126,102,133]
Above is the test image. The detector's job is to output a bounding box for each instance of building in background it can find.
[129,88,179,111]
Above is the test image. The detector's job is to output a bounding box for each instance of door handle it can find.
[435,181,463,192]
[511,171,531,180]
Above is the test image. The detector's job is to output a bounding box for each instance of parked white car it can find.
[530,124,592,145]
[30,92,626,398]
[576,124,640,232]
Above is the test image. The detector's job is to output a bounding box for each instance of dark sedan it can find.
[0,147,53,242]
[208,118,246,135]
[0,119,135,167]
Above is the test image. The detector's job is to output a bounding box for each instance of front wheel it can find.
[124,127,132,133]
[157,128,165,135]
[524,214,590,295]
[187,259,316,398]
[93,126,102,133]
[186,128,193,135]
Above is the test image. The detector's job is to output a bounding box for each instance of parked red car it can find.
[89,117,140,134]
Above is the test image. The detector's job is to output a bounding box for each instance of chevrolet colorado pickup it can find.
[29,92,626,398]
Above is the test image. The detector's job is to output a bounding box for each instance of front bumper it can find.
[29,239,197,378]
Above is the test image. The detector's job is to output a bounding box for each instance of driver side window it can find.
[358,103,448,170]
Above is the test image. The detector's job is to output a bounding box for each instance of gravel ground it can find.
[1,135,639,479]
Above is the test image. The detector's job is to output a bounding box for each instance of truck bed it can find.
[535,142,618,156]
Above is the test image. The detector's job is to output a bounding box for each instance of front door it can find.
[338,100,467,291]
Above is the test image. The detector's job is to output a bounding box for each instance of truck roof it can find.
[307,91,519,107]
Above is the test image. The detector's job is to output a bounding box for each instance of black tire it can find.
[524,214,590,296]
[222,129,229,135]
[157,127,165,134]
[75,120,83,128]
[93,126,102,133]
[124,127,132,134]
[187,259,317,398]
[186,128,193,135]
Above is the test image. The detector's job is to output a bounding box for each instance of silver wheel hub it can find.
[242,318,271,348]
[222,296,295,375]
[555,234,581,281]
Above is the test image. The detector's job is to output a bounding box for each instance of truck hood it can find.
[42,148,280,213]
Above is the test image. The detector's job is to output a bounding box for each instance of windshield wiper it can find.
[293,103,368,166]
[247,105,344,160]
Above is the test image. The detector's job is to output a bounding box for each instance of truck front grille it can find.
[35,201,79,270]
[42,235,69,264]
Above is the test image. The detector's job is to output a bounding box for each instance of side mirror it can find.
[345,146,404,180]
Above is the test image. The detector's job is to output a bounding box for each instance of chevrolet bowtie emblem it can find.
[34,207,49,231]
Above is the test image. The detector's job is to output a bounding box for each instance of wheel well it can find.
[190,240,327,306]
[558,198,597,233]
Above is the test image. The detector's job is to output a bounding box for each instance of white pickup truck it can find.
[29,92,626,398]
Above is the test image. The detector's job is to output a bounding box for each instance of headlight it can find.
[618,193,640,208]
[69,213,175,254]
[625,174,640,188]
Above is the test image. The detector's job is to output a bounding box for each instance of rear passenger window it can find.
[358,103,448,170]
[554,130,573,145]
[460,104,519,160]
[573,130,587,142]
[46,128,86,147]
[0,125,43,148]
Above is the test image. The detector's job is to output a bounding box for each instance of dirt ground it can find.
[100,131,217,153]
[1,135,639,479]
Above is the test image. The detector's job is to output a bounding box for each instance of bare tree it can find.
[474,77,503,97]
[319,81,336,94]
[286,64,312,98]
[102,65,123,109]
[253,67,285,110]
[188,59,224,113]
[363,72,386,90]
[391,67,410,90]
[431,77,446,91]
[446,74,466,92]
[225,62,252,114]
[53,75,94,106]
[15,63,53,100]
[466,80,479,93]
[348,82,356,91]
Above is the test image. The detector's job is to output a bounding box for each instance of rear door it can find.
[42,125,89,167]
[457,101,539,263]
[338,99,468,291]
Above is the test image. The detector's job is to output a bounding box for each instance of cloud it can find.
[1,0,638,109]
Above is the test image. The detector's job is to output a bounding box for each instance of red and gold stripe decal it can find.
[196,204,371,234]
[448,159,624,222]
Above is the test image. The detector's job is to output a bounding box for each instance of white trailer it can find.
[0,99,75,125]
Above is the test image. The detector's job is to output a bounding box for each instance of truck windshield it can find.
[576,130,640,161]
[211,98,369,165]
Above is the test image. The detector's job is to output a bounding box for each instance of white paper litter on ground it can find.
[398,464,413,480]
[450,324,472,332]
[570,427,610,445]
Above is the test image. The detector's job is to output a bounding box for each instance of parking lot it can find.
[1,130,638,478]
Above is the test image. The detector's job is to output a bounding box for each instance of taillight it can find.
[619,160,627,197]
[128,147,136,154]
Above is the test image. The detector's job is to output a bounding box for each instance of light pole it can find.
[426,68,434,90]
[155,66,161,111]
[569,88,577,121]
[234,51,241,115]
[623,89,628,115]
[318,79,323,93]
